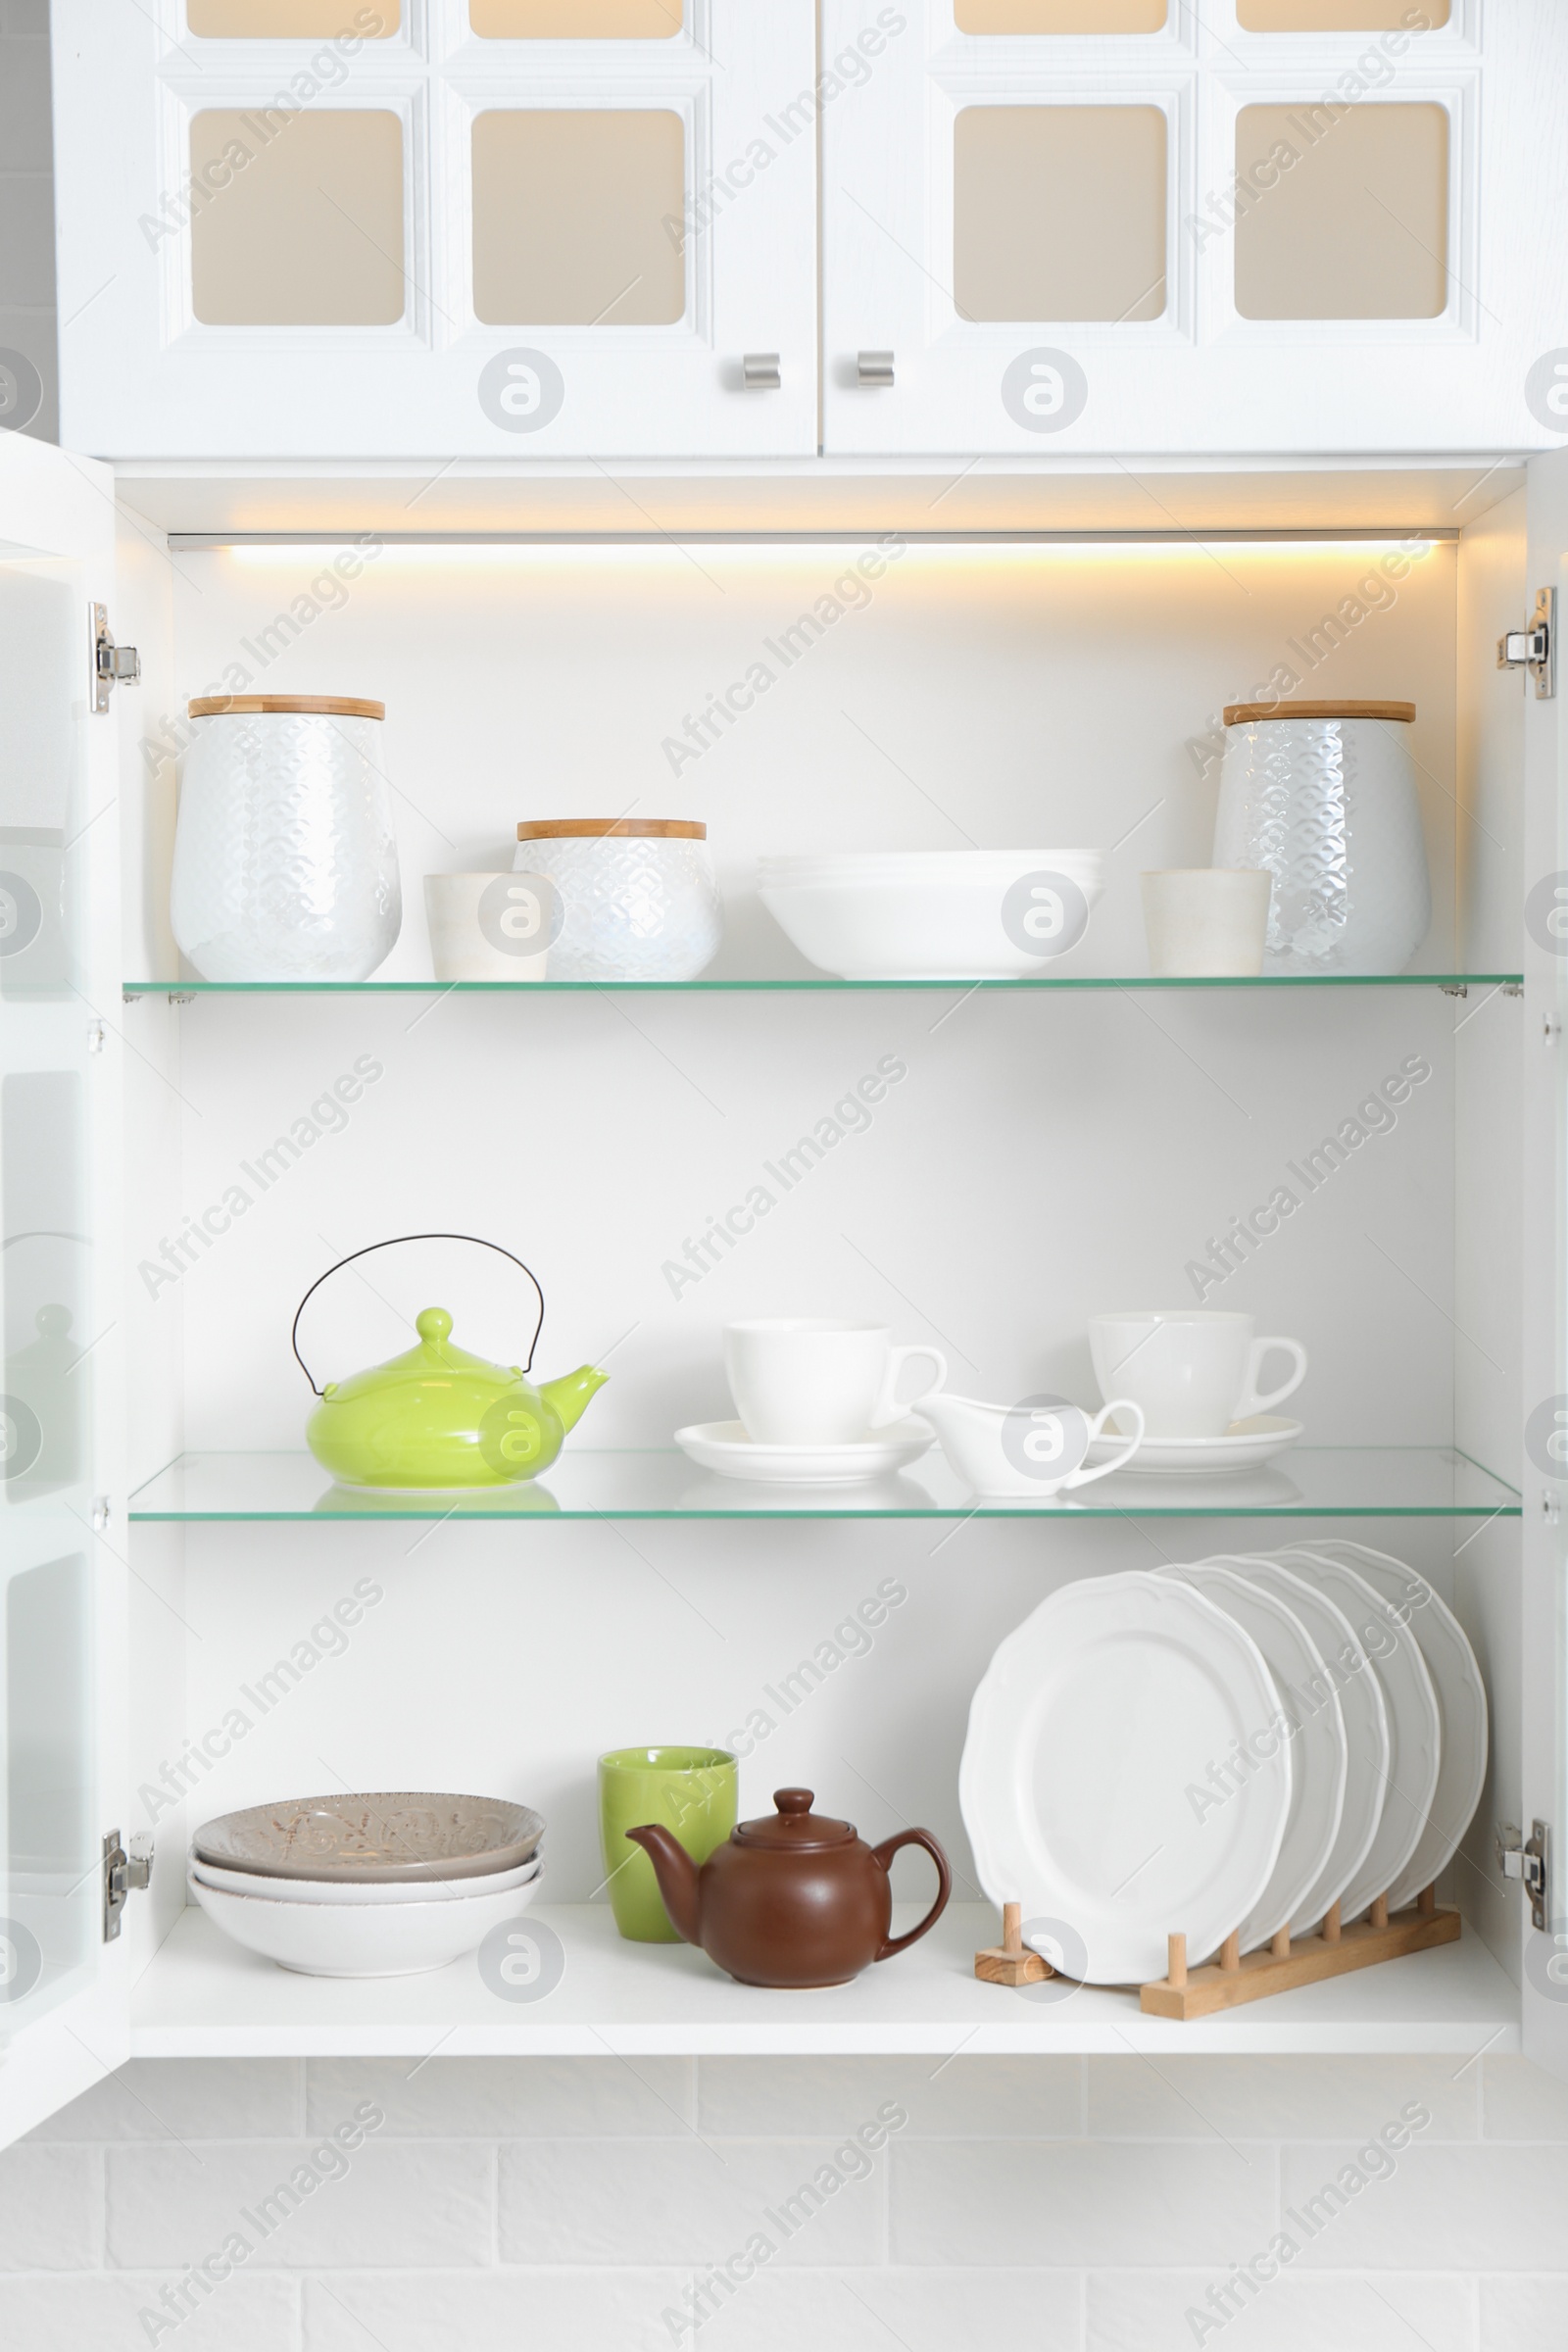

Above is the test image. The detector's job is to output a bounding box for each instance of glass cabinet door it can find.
[821,0,1568,455]
[0,432,126,2150]
[51,2,818,458]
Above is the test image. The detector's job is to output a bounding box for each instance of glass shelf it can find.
[122,975,1522,996]
[128,1447,1522,1521]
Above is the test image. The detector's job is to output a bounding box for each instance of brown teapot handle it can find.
[871,1828,953,1961]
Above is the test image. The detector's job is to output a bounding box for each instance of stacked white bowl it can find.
[188,1791,545,1977]
[759,849,1103,979]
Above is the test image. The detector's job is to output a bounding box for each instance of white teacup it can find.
[423,872,560,981]
[723,1320,947,1446]
[1088,1310,1307,1442]
[922,1392,1145,1499]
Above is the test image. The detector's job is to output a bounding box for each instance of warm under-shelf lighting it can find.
[204,531,1449,563]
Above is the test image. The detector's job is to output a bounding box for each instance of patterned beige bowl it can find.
[193,1792,545,1884]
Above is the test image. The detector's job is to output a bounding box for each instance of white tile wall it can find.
[5,2054,1560,2351]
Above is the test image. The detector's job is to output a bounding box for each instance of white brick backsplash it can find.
[303,2266,1074,2352]
[891,2140,1277,2268]
[0,2273,298,2352]
[1481,2056,1568,2141]
[106,2138,493,2270]
[306,2057,695,2138]
[1088,2269,1476,2352]
[499,2139,884,2269]
[698,2057,1082,2139]
[1281,2144,1568,2270]
[1481,2277,1561,2348]
[1088,2056,1479,2143]
[27,2059,302,2143]
[0,2144,98,2270]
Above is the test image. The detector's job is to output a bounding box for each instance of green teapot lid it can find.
[320,1306,525,1402]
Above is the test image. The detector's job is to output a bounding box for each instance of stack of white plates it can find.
[188,1790,545,1978]
[758,849,1103,979]
[960,1543,1486,1986]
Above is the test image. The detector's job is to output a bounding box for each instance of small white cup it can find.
[1088,1310,1307,1442]
[423,872,559,981]
[723,1320,947,1446]
[1141,869,1272,978]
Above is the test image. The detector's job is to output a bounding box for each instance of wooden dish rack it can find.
[975,1890,1459,2020]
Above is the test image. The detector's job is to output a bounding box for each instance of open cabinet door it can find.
[1522,446,1568,2083]
[0,431,129,2149]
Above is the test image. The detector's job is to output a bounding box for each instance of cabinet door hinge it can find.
[1496,587,1555,699]
[91,604,140,713]
[1497,1819,1550,1932]
[102,1829,153,1941]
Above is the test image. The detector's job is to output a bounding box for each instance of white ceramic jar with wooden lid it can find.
[1211,699,1430,975]
[171,695,401,981]
[513,819,721,981]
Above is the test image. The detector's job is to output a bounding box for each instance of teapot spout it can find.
[624,1824,703,1944]
[537,1364,609,1435]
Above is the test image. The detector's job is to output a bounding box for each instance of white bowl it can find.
[189,1849,542,1906]
[187,1867,542,1977]
[760,858,1103,980]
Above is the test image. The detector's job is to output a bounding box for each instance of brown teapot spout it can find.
[624,1823,703,1945]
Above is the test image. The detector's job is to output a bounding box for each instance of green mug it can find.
[598,1745,737,1942]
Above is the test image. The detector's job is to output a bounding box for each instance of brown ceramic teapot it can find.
[625,1787,952,1988]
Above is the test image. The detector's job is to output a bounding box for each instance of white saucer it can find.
[673,1418,934,1485]
[1086,1414,1302,1473]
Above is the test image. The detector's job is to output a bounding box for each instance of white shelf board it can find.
[130,1903,1521,2061]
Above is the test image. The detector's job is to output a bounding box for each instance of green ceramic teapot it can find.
[295,1237,606,1491]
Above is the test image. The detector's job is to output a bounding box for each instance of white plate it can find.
[672,1417,933,1485]
[1213,1554,1390,1935]
[189,1851,543,1905]
[1294,1541,1488,1911]
[187,1868,542,1977]
[959,1571,1291,1984]
[1267,1546,1442,1922]
[1159,1562,1347,1953]
[1087,1416,1302,1473]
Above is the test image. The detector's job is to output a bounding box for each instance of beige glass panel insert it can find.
[471,111,685,326]
[189,111,405,324]
[187,2,399,31]
[471,0,682,31]
[1233,102,1447,319]
[954,106,1166,323]
[1239,1,1447,26]
[956,0,1165,27]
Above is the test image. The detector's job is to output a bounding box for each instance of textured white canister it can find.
[513,818,721,981]
[1211,700,1430,975]
[171,696,401,981]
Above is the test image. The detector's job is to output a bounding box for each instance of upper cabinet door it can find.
[0,431,128,2150]
[51,1,817,460]
[821,0,1568,457]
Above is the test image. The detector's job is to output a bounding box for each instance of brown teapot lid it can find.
[734,1788,856,1850]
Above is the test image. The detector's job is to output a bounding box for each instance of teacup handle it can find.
[1238,1337,1307,1420]
[1061,1400,1145,1489]
[869,1344,948,1430]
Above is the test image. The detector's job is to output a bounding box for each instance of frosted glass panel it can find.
[190,110,405,325]
[1234,103,1447,319]
[956,0,1165,25]
[1239,0,1447,24]
[954,106,1166,323]
[472,0,682,30]
[187,2,399,29]
[472,111,685,326]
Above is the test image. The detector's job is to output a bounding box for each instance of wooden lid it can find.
[188,695,384,719]
[1223,700,1414,726]
[516,818,706,841]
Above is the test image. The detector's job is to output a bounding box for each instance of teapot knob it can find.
[416,1307,453,1343]
[775,1788,813,1814]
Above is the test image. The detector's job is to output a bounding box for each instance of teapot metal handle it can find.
[870,1827,953,1961]
[291,1234,546,1396]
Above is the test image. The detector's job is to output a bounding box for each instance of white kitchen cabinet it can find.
[49,1,818,459]
[821,0,1568,457]
[2,425,1565,2146]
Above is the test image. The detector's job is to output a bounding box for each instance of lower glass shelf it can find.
[127,1447,1522,1521]
[122,975,1522,996]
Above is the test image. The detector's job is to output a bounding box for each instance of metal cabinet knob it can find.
[857,350,895,387]
[741,353,781,390]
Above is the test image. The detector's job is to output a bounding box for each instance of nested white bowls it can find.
[187,1865,543,1977]
[759,850,1103,979]
[189,1850,543,1906]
